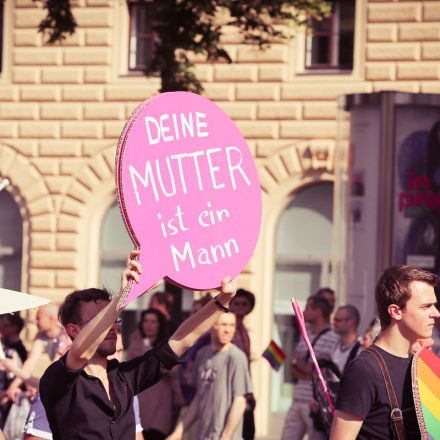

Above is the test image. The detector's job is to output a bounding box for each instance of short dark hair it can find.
[3,313,24,333]
[308,295,332,320]
[375,265,438,329]
[339,305,360,327]
[58,288,112,328]
[316,287,335,297]
[234,288,255,311]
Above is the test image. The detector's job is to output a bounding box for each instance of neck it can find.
[340,331,357,348]
[46,326,60,339]
[211,340,232,353]
[374,324,411,357]
[84,355,108,378]
[311,319,329,335]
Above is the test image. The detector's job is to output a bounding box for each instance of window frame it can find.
[304,0,355,72]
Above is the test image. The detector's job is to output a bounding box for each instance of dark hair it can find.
[3,313,25,333]
[308,295,332,320]
[316,287,335,298]
[234,288,255,311]
[150,292,172,312]
[58,288,112,327]
[375,265,438,328]
[138,308,168,346]
[338,305,360,327]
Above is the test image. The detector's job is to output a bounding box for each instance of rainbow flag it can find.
[412,349,440,439]
[262,340,286,371]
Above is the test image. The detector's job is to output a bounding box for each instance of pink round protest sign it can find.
[116,92,262,305]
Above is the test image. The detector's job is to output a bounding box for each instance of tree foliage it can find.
[37,0,331,93]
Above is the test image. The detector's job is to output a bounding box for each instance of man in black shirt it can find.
[330,265,440,440]
[39,250,236,440]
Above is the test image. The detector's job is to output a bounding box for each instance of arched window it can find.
[0,182,23,290]
[271,182,333,412]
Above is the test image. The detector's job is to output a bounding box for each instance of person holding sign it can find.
[330,266,440,439]
[39,250,237,440]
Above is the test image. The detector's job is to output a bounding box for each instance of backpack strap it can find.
[305,328,330,360]
[365,347,406,440]
[343,341,361,373]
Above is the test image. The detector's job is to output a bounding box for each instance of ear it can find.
[65,323,79,340]
[388,304,403,322]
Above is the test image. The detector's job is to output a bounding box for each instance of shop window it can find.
[0,182,22,290]
[305,0,355,71]
[271,183,334,413]
[127,1,157,72]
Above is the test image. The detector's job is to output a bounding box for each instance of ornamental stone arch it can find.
[0,143,54,293]
[59,143,119,289]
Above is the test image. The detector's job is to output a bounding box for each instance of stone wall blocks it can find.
[0,104,38,120]
[0,123,18,139]
[89,154,113,181]
[56,234,79,252]
[55,270,79,288]
[236,121,279,139]
[217,102,256,120]
[61,122,103,139]
[20,122,60,139]
[373,81,420,93]
[60,159,84,176]
[280,145,304,175]
[367,24,397,42]
[84,103,125,120]
[46,177,72,195]
[0,148,17,176]
[104,84,159,101]
[258,65,286,82]
[33,158,60,176]
[77,166,103,191]
[237,46,287,63]
[368,3,421,23]
[236,84,280,101]
[21,182,52,206]
[40,140,82,157]
[72,7,113,27]
[103,121,124,139]
[20,86,60,102]
[31,233,56,251]
[14,29,42,47]
[265,155,290,183]
[7,141,38,157]
[280,121,337,139]
[423,4,440,22]
[303,102,338,120]
[41,68,83,84]
[82,140,114,157]
[84,67,111,84]
[214,65,257,82]
[367,44,420,61]
[281,83,372,100]
[0,87,18,101]
[68,181,92,204]
[57,215,80,233]
[257,165,278,194]
[13,68,40,84]
[399,24,440,41]
[14,48,61,65]
[255,140,293,158]
[421,82,440,94]
[257,103,301,120]
[31,214,57,233]
[85,30,112,46]
[30,269,55,288]
[60,197,85,217]
[366,63,396,81]
[63,48,111,65]
[422,43,440,60]
[203,84,235,101]
[28,197,53,216]
[62,86,104,101]
[397,63,439,80]
[31,251,79,270]
[14,9,46,28]
[40,104,82,120]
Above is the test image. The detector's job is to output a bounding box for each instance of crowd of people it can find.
[0,258,440,440]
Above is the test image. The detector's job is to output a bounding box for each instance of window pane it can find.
[0,188,22,290]
[310,35,330,66]
[129,3,155,71]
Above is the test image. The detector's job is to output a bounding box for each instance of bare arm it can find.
[330,410,363,440]
[220,395,247,440]
[169,277,236,357]
[66,251,143,370]
[0,358,40,389]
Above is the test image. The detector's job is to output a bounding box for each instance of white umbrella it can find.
[0,287,50,314]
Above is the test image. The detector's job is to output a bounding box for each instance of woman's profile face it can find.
[142,313,160,339]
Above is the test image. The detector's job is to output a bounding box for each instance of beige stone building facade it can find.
[1,0,440,436]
